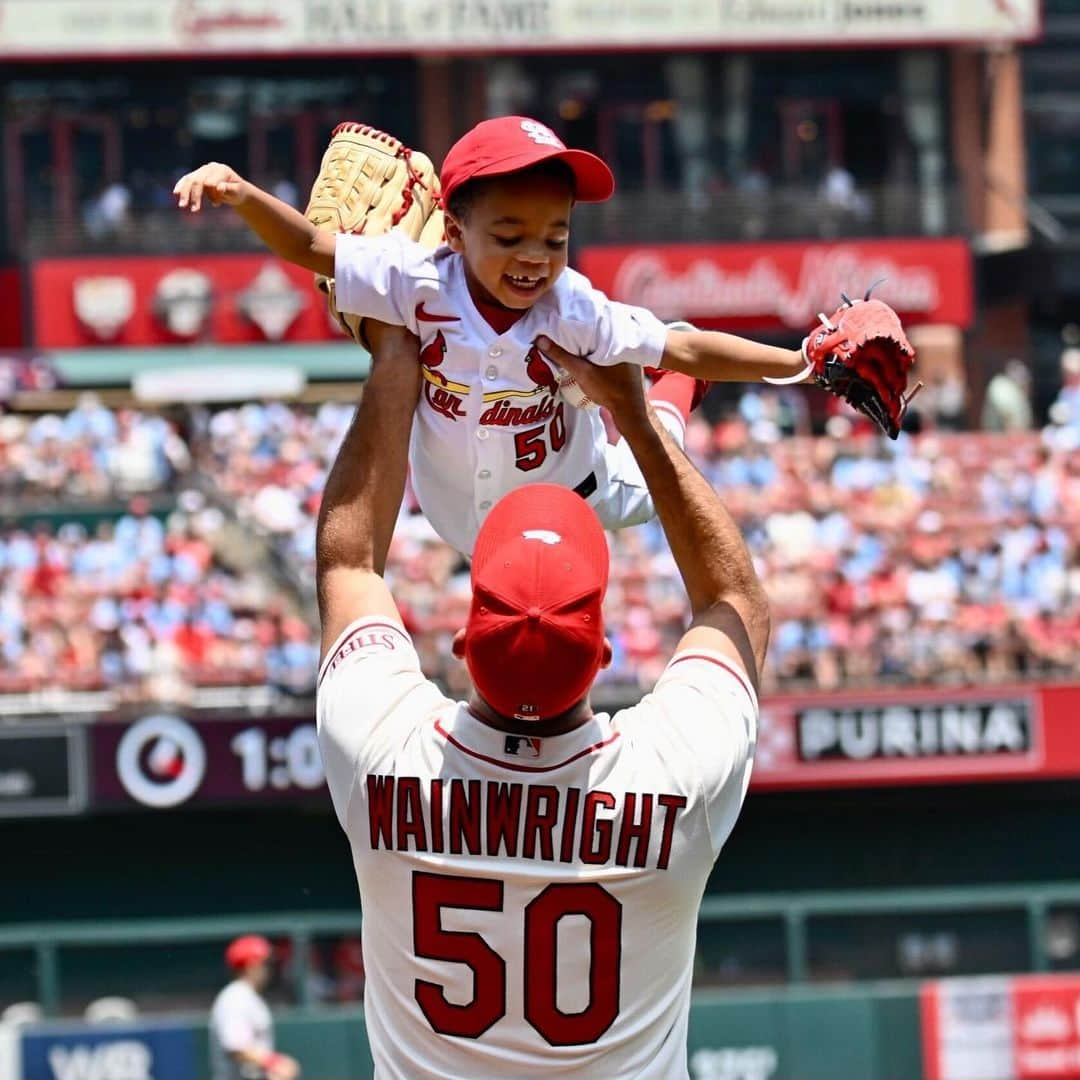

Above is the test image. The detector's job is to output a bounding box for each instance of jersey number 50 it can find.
[514,402,567,472]
[412,871,622,1045]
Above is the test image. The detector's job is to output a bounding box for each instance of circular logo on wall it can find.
[116,715,207,808]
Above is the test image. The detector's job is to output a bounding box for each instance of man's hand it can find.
[535,336,647,428]
[174,162,247,211]
[267,1053,300,1080]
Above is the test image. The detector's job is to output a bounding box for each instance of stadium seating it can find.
[2,391,1076,703]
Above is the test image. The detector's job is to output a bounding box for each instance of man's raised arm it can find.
[315,324,422,660]
[536,336,770,688]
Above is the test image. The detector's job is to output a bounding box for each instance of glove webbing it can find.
[329,121,435,231]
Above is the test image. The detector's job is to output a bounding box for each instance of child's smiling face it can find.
[445,169,574,311]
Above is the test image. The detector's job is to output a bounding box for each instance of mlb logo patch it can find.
[504,736,542,759]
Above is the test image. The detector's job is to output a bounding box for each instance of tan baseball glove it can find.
[304,122,445,345]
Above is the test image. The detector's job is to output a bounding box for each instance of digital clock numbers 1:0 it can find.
[229,726,325,792]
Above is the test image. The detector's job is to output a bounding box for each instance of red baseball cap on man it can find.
[225,935,273,971]
[440,115,615,209]
[464,484,610,722]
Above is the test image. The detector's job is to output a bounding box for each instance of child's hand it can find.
[173,163,246,212]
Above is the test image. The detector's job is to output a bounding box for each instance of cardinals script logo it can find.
[420,331,469,421]
[479,345,561,427]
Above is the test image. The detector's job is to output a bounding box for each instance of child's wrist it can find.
[761,347,814,388]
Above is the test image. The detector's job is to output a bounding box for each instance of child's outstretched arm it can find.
[174,163,335,278]
[661,326,809,384]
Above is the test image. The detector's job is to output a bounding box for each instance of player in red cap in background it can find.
[175,115,813,555]
[209,936,300,1080]
[312,332,769,1076]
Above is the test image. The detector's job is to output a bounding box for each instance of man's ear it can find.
[452,627,467,659]
[444,212,466,254]
[600,638,613,670]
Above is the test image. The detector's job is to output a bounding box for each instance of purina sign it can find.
[750,683,1080,791]
[798,701,1033,763]
[578,238,974,332]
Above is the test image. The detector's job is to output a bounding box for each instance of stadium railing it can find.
[19,183,968,257]
[1,881,1076,1015]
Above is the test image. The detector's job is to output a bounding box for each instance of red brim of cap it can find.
[450,146,615,205]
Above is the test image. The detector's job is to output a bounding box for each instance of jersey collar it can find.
[435,704,618,773]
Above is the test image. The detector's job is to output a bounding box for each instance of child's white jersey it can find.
[334,234,670,554]
[317,616,758,1080]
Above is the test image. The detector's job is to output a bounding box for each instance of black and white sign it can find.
[115,714,207,808]
[797,701,1033,762]
[0,726,87,818]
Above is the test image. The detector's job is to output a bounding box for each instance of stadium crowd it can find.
[2,375,1077,701]
[0,395,317,697]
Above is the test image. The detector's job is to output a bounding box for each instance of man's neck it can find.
[468,694,594,738]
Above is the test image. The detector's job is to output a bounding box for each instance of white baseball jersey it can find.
[317,616,757,1080]
[209,979,274,1080]
[334,234,671,554]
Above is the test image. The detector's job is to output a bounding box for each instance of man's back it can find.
[318,618,756,1080]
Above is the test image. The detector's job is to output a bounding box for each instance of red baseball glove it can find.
[767,291,922,439]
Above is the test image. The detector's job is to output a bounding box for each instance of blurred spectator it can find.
[736,160,771,196]
[271,174,300,209]
[982,359,1034,432]
[820,163,871,223]
[0,398,190,499]
[82,182,132,240]
[1049,347,1080,438]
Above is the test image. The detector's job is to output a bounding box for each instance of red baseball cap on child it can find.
[440,115,615,209]
[465,484,610,722]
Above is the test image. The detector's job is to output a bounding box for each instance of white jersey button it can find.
[476,429,489,440]
[478,469,491,479]
[485,366,498,379]
[479,501,492,510]
[488,346,503,358]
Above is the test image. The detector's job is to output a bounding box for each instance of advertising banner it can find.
[91,713,330,811]
[19,1021,199,1080]
[77,684,1080,815]
[0,0,1042,57]
[30,255,344,349]
[577,237,975,332]
[753,683,1080,791]
[923,974,1080,1080]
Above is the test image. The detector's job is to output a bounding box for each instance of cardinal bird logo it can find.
[420,330,448,376]
[525,345,560,397]
[420,331,468,421]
